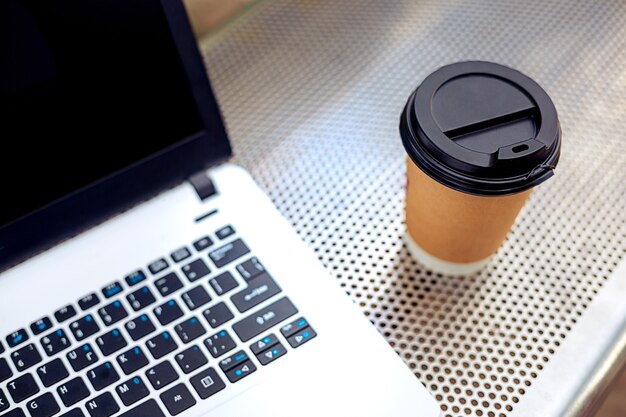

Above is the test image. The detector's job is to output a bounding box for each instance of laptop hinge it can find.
[189,171,217,200]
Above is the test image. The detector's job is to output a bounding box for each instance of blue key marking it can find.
[133,377,141,385]
[263,337,271,344]
[235,353,246,361]
[168,300,175,306]
[140,315,148,322]
[190,318,197,324]
[113,330,120,337]
[40,323,48,330]
[298,320,307,327]
[114,301,121,308]
[235,370,242,376]
[128,272,146,285]
[220,331,226,337]
[83,345,90,351]
[56,329,63,336]
[105,286,122,297]
[302,332,309,339]
[272,349,279,355]
[133,347,141,355]
[86,315,93,322]
[13,334,23,344]
[105,362,112,369]
[163,332,170,340]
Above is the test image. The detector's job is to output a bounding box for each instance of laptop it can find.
[0,1,440,416]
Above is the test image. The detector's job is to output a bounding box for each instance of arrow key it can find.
[159,383,196,416]
[287,327,317,349]
[224,360,256,383]
[255,342,287,366]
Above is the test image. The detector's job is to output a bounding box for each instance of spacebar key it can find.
[120,399,165,417]
[232,297,298,342]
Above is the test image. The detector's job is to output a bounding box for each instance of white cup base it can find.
[403,232,491,275]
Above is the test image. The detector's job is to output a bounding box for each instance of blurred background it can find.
[181,1,626,416]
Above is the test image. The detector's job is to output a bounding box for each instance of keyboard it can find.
[0,225,317,417]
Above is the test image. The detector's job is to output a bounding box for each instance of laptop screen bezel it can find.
[0,0,232,271]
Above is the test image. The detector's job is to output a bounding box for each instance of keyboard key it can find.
[101,282,123,299]
[208,239,250,268]
[0,357,14,383]
[148,258,169,275]
[215,225,235,240]
[7,373,39,403]
[170,247,191,263]
[116,347,149,375]
[181,286,211,310]
[96,329,127,356]
[54,305,77,323]
[30,317,53,336]
[204,330,236,358]
[236,257,266,282]
[190,368,225,400]
[57,377,90,407]
[124,270,146,287]
[11,344,42,371]
[6,329,28,348]
[85,392,119,417]
[98,300,128,326]
[124,314,156,341]
[146,332,177,360]
[224,360,256,383]
[41,329,71,356]
[154,272,183,297]
[208,271,238,296]
[37,358,69,387]
[202,302,234,329]
[160,383,195,416]
[174,346,207,374]
[232,297,298,342]
[115,377,149,406]
[255,342,287,366]
[250,334,279,355]
[26,392,59,417]
[280,317,311,338]
[60,409,85,417]
[181,259,210,283]
[119,399,165,417]
[153,300,184,326]
[219,350,249,372]
[145,361,178,390]
[126,287,156,312]
[69,315,100,341]
[287,327,317,348]
[67,344,98,372]
[174,317,206,344]
[192,236,213,252]
[78,294,100,311]
[230,272,281,313]
[87,362,119,391]
[0,388,8,412]
[2,410,25,417]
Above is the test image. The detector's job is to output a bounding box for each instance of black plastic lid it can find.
[400,61,561,196]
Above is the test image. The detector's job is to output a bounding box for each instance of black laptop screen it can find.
[0,0,214,228]
[0,0,231,269]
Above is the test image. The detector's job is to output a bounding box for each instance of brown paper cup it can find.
[400,62,561,275]
[405,158,532,274]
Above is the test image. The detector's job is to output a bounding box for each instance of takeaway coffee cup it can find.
[400,61,561,275]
